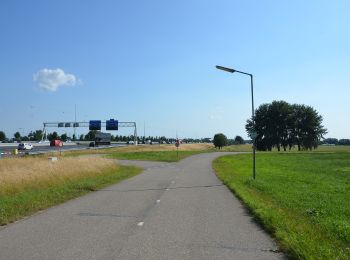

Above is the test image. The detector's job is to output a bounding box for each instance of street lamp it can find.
[215,65,256,179]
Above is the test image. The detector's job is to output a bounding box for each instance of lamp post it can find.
[215,65,256,179]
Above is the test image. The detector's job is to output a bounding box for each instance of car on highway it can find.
[18,143,33,150]
[50,140,63,147]
[38,140,50,144]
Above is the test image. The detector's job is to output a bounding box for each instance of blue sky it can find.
[1,0,349,139]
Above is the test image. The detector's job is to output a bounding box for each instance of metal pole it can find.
[41,123,45,142]
[74,104,76,140]
[216,65,257,179]
[134,123,138,146]
[250,75,256,179]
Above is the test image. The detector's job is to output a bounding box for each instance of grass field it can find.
[106,150,212,162]
[62,143,215,161]
[213,151,350,259]
[63,143,214,156]
[0,157,142,225]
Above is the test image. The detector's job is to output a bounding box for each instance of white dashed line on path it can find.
[137,222,144,227]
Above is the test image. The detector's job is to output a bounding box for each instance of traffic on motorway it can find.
[0,142,127,158]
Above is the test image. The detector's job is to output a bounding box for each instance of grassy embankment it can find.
[213,149,350,259]
[0,157,142,225]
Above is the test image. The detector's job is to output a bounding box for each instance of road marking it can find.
[166,188,169,191]
[156,200,160,203]
[137,222,144,226]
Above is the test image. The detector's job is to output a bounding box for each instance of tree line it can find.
[0,130,44,142]
[213,134,245,149]
[246,100,327,151]
[0,129,214,144]
[322,138,350,146]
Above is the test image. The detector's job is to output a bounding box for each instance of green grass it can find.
[0,165,142,225]
[106,150,212,162]
[213,152,350,259]
[220,144,254,152]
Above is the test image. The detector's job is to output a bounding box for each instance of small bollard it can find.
[48,157,58,162]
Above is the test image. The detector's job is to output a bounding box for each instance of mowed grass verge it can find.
[51,143,255,161]
[94,144,252,162]
[213,152,350,259]
[62,143,216,160]
[0,157,142,225]
[106,150,212,162]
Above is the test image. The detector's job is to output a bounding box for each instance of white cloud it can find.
[33,68,79,91]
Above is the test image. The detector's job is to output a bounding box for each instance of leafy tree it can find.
[246,103,272,151]
[246,101,327,151]
[84,130,97,141]
[21,136,29,141]
[79,134,84,141]
[291,104,327,150]
[234,135,244,145]
[0,131,6,141]
[33,130,43,141]
[72,134,76,141]
[338,139,350,145]
[323,138,338,145]
[60,133,68,142]
[269,101,292,151]
[47,132,59,141]
[14,132,21,141]
[213,133,228,149]
[202,138,211,143]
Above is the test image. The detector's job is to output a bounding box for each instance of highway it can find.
[0,142,127,156]
[0,153,285,259]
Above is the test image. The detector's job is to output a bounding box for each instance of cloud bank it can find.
[33,68,78,91]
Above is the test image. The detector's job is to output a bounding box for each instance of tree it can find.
[0,131,6,141]
[246,101,327,151]
[21,136,29,141]
[213,133,228,149]
[323,138,338,145]
[246,103,273,151]
[14,131,21,141]
[47,131,59,141]
[85,130,97,141]
[33,130,43,141]
[60,133,68,142]
[234,135,244,145]
[290,104,327,150]
[338,139,350,145]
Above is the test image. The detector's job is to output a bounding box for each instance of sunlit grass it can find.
[213,152,350,259]
[0,157,117,195]
[0,156,142,225]
[106,150,212,162]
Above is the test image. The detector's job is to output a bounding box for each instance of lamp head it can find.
[216,65,236,73]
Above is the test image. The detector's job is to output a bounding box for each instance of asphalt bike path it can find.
[0,152,285,259]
